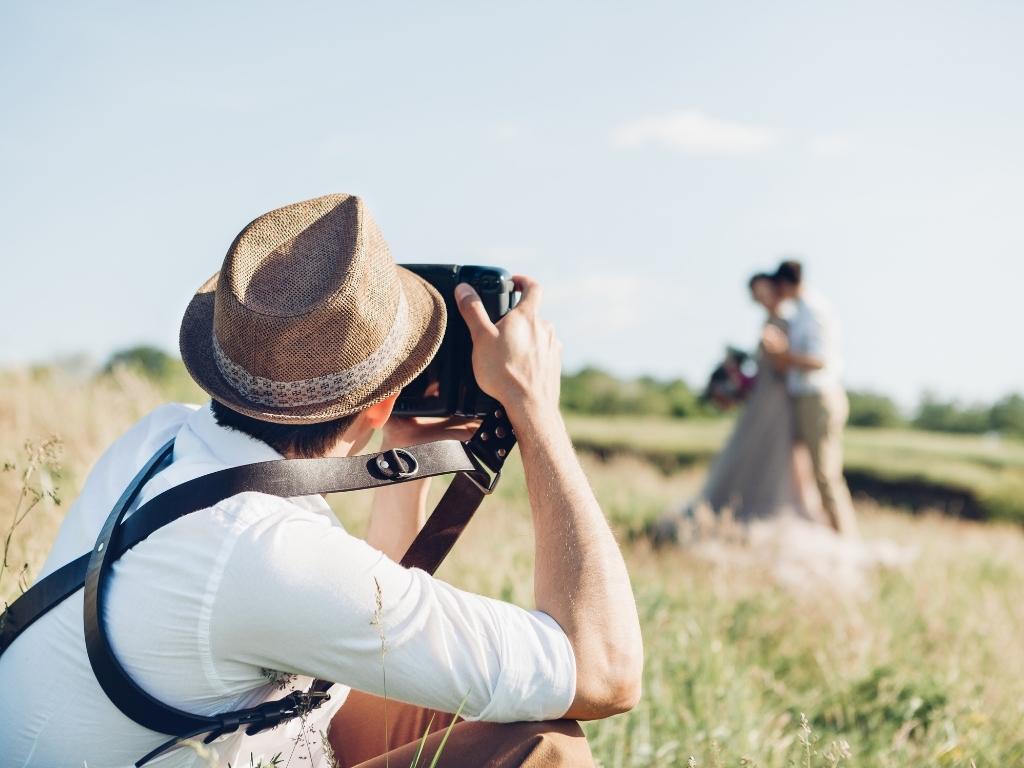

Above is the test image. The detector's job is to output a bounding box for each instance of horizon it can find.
[11,344,1021,416]
[3,2,1022,407]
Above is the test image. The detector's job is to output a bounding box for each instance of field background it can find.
[3,369,1024,767]
[566,415,1024,525]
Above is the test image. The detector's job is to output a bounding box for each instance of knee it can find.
[523,721,594,766]
[482,720,594,767]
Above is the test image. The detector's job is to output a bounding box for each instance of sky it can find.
[2,1,1022,407]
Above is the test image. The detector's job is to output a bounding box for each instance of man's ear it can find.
[363,393,398,430]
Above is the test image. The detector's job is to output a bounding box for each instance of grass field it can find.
[3,369,1024,767]
[566,414,1024,523]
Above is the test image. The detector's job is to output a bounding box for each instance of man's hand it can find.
[761,324,789,355]
[369,275,556,563]
[381,416,480,451]
[456,275,644,721]
[761,325,826,373]
[454,276,562,420]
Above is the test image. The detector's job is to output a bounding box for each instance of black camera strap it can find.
[0,408,516,765]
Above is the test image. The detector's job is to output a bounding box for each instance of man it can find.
[0,194,643,766]
[763,260,859,537]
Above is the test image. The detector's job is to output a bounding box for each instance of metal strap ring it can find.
[375,448,419,480]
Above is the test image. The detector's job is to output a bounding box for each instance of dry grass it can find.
[4,369,1024,766]
[0,368,168,605]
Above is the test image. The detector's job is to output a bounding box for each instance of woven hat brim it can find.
[179,267,447,424]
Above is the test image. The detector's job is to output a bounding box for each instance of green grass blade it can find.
[427,694,468,768]
[407,713,435,768]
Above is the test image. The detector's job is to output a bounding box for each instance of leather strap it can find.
[0,440,175,653]
[0,407,517,766]
[82,438,482,747]
[0,439,476,653]
[400,406,515,572]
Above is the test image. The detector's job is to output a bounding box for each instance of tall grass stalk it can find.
[1,436,62,603]
[371,577,390,768]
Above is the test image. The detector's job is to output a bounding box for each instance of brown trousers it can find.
[328,690,594,767]
[793,389,859,537]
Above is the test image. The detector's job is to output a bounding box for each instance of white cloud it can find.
[611,109,776,155]
[809,133,854,157]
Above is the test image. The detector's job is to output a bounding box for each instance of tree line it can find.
[93,347,1024,439]
[560,366,1024,438]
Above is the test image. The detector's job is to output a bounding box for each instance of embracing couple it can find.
[701,260,859,537]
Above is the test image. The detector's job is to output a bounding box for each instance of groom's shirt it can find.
[0,403,576,768]
[786,289,843,395]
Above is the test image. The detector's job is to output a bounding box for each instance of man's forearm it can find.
[451,274,643,719]
[511,404,643,719]
[780,351,824,371]
[368,420,481,560]
[367,461,430,561]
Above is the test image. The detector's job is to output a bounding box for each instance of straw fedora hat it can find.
[180,194,446,424]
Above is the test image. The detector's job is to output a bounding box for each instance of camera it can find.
[395,265,519,417]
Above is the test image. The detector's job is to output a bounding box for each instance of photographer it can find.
[0,194,643,767]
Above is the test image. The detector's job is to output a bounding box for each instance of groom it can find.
[763,260,858,536]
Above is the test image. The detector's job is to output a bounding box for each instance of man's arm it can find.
[456,277,644,720]
[365,475,430,562]
[777,351,825,371]
[213,495,578,723]
[366,418,479,561]
[761,322,825,371]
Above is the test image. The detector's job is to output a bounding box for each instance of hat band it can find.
[211,290,410,409]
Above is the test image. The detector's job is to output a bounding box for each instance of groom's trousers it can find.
[794,388,859,536]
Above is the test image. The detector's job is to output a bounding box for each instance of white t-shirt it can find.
[0,403,576,768]
[785,290,843,395]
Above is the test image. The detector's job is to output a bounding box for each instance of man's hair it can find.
[210,399,358,459]
[748,272,774,292]
[772,260,803,286]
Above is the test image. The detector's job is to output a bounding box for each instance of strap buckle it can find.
[240,689,333,736]
[466,467,501,495]
[464,447,502,495]
[374,448,419,480]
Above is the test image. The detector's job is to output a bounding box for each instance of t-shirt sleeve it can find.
[794,306,828,360]
[803,316,826,359]
[208,493,577,722]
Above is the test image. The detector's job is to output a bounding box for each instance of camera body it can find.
[395,264,518,417]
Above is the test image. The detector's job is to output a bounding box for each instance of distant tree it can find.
[560,367,630,414]
[103,345,177,379]
[660,378,703,418]
[101,345,204,403]
[847,390,905,428]
[560,367,710,418]
[989,394,1024,437]
[912,393,991,434]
